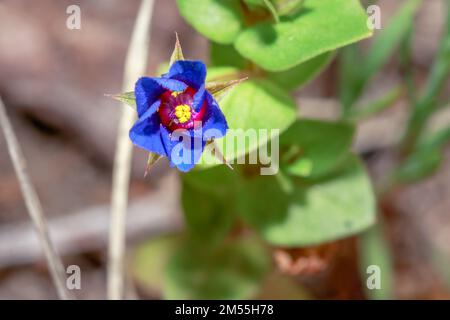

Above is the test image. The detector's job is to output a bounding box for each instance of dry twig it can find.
[107,0,155,300]
[0,96,72,300]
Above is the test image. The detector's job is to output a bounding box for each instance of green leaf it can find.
[421,126,450,149]
[210,43,247,69]
[348,84,403,121]
[268,51,335,91]
[181,182,235,242]
[176,0,244,44]
[183,164,238,196]
[397,126,450,182]
[164,235,270,299]
[403,2,450,148]
[181,166,238,242]
[399,20,416,104]
[358,224,394,300]
[396,147,442,183]
[206,66,244,81]
[200,69,297,167]
[280,120,355,178]
[109,91,136,108]
[237,155,376,246]
[420,3,450,107]
[235,0,372,71]
[338,44,363,113]
[132,235,180,294]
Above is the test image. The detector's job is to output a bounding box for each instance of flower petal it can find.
[160,126,205,172]
[202,93,228,140]
[153,78,188,92]
[167,60,207,90]
[192,84,206,112]
[129,111,167,157]
[139,99,161,121]
[135,77,187,117]
[134,77,164,117]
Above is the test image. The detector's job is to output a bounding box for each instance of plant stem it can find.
[107,0,154,300]
[0,97,72,300]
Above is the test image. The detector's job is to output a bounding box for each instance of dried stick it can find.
[0,97,72,300]
[0,173,182,268]
[107,0,154,300]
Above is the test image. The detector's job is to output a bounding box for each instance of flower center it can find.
[158,88,205,131]
[174,104,191,124]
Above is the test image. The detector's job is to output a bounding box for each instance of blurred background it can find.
[0,0,449,299]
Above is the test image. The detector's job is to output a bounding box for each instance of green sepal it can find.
[108,92,136,109]
[169,32,184,67]
[206,77,248,103]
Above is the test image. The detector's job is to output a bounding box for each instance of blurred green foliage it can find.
[339,0,421,117]
[130,0,450,300]
[280,120,354,178]
[237,155,375,246]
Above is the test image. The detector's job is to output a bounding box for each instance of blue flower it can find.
[129,60,228,172]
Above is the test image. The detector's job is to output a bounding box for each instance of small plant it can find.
[120,0,450,300]
[132,0,376,300]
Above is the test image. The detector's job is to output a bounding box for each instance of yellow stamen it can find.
[174,104,192,124]
[171,91,183,97]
